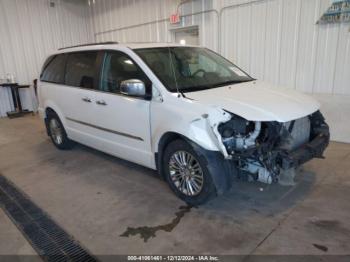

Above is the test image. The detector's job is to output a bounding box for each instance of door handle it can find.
[82,97,92,103]
[96,100,107,106]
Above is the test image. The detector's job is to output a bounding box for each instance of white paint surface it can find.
[0,0,349,142]
[0,0,93,113]
[186,81,320,122]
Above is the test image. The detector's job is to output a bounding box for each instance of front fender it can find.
[153,106,231,156]
[155,131,236,195]
[189,140,236,195]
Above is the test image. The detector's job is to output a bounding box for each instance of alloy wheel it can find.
[49,118,63,145]
[168,151,204,196]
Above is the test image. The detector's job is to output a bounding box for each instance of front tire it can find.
[47,112,74,150]
[163,139,216,205]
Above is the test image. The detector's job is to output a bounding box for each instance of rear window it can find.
[65,52,98,89]
[40,55,66,84]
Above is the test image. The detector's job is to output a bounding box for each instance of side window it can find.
[65,52,98,89]
[100,52,150,94]
[40,55,66,84]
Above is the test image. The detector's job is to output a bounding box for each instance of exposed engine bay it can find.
[218,110,330,184]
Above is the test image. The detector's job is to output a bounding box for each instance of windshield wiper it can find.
[174,79,254,93]
[214,79,254,87]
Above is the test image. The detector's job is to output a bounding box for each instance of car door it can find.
[89,50,153,168]
[59,51,102,147]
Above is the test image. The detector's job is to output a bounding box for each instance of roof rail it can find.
[58,41,119,51]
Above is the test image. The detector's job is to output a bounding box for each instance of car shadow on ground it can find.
[69,142,316,215]
[27,139,317,245]
[204,170,315,216]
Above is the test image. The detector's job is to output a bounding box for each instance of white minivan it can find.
[38,42,329,205]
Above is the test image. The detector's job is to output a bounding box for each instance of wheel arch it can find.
[156,131,236,195]
[156,132,186,179]
[43,102,66,136]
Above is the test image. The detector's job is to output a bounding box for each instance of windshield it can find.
[135,47,253,93]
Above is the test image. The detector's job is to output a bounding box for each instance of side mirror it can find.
[120,79,146,97]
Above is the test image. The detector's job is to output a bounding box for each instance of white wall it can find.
[218,0,350,142]
[313,94,350,143]
[0,0,349,142]
[91,0,218,50]
[0,0,93,113]
[91,0,177,43]
[89,0,350,143]
[219,0,350,95]
[90,0,350,96]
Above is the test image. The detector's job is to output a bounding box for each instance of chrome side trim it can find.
[66,117,144,141]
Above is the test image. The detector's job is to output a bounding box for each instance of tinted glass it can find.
[100,51,150,94]
[135,47,253,93]
[40,55,66,84]
[65,52,98,89]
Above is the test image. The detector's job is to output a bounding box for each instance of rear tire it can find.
[163,139,216,206]
[46,112,74,150]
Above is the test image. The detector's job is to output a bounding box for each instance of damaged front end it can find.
[217,110,330,184]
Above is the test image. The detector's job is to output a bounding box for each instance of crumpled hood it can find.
[186,81,320,122]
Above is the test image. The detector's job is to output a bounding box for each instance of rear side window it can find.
[65,52,98,89]
[40,55,66,84]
